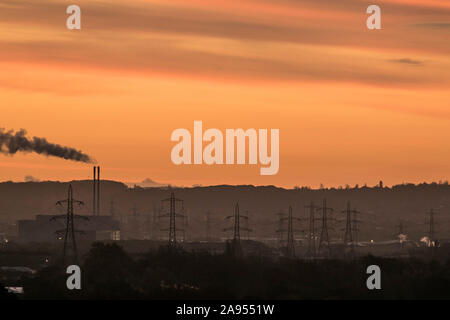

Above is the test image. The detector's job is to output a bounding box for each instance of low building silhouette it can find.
[18,215,120,242]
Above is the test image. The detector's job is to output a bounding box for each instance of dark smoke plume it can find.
[0,128,95,163]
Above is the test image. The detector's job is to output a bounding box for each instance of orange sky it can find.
[0,0,449,188]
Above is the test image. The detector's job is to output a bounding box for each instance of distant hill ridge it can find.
[0,180,449,241]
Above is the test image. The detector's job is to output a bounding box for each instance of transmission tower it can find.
[275,210,285,247]
[276,206,300,258]
[343,202,353,246]
[159,192,184,245]
[182,207,189,242]
[109,199,115,217]
[426,209,438,246]
[129,204,142,239]
[317,198,333,256]
[224,203,251,257]
[352,210,362,246]
[131,204,138,216]
[396,220,405,235]
[340,202,363,257]
[152,205,159,240]
[395,219,407,248]
[342,202,361,249]
[305,202,318,257]
[144,211,152,240]
[205,210,212,241]
[50,184,88,266]
[244,210,251,240]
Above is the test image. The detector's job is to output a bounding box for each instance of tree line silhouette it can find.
[5,242,449,300]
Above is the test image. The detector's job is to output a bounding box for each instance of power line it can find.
[396,220,406,236]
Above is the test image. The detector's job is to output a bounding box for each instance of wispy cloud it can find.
[0,0,449,91]
[389,58,424,65]
[413,22,450,29]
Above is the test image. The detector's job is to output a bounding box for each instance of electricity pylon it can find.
[50,184,88,266]
[144,212,152,240]
[305,202,318,257]
[275,210,285,247]
[276,206,301,258]
[317,198,333,256]
[159,192,184,245]
[425,209,438,246]
[396,220,405,235]
[129,204,142,239]
[205,210,212,241]
[151,205,159,240]
[109,199,115,217]
[352,210,362,246]
[340,201,362,257]
[395,219,407,248]
[224,202,251,257]
[244,210,251,240]
[343,202,353,246]
[182,208,189,242]
[342,201,360,250]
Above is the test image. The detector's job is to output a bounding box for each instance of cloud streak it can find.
[0,0,448,89]
[389,58,424,65]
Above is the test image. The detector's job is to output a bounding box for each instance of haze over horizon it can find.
[1,174,448,190]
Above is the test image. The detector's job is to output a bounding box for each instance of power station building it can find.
[18,215,120,242]
[15,166,121,242]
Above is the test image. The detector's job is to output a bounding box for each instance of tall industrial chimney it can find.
[93,166,97,215]
[92,166,101,215]
[97,166,101,216]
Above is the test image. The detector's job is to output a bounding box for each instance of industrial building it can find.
[18,215,120,242]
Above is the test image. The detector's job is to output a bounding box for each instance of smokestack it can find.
[97,166,101,216]
[93,166,97,215]
[0,128,95,163]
